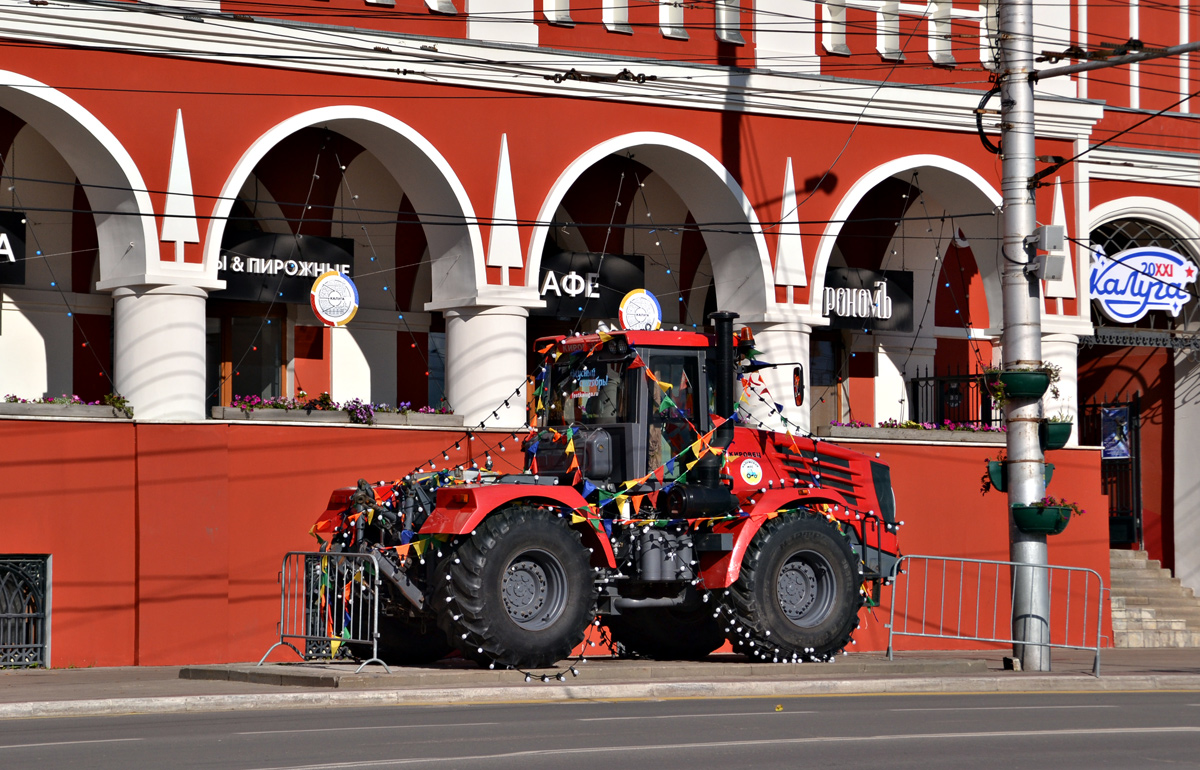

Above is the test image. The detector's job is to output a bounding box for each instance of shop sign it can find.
[822,268,914,332]
[1090,247,1197,323]
[0,211,28,286]
[532,251,644,319]
[618,288,662,331]
[310,270,359,327]
[213,232,354,304]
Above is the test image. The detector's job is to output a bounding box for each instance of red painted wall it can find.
[0,419,1108,666]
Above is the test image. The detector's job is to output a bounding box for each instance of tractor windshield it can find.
[543,355,631,427]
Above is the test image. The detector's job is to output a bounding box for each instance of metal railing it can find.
[0,556,48,668]
[886,555,1104,676]
[907,368,1002,427]
[258,551,390,673]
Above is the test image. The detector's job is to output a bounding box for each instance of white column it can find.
[444,305,528,429]
[875,334,935,423]
[1041,333,1079,445]
[112,285,207,420]
[1174,341,1200,594]
[743,321,811,434]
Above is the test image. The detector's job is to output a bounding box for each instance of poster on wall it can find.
[213,232,355,304]
[0,211,28,286]
[822,268,914,332]
[1101,406,1131,460]
[532,251,644,319]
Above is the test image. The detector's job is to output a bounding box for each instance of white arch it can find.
[809,155,1003,321]
[528,132,774,320]
[1088,196,1200,259]
[0,70,160,289]
[205,106,485,305]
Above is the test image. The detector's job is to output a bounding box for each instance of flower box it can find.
[1040,420,1073,451]
[211,407,463,428]
[989,371,1051,400]
[816,425,1005,444]
[0,402,131,419]
[987,461,1054,493]
[1011,503,1072,535]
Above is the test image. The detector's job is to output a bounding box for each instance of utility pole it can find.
[997,0,1051,671]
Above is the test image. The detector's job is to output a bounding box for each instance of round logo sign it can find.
[310,271,359,327]
[739,458,763,486]
[618,289,662,331]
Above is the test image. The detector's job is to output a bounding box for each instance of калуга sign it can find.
[1090,247,1197,323]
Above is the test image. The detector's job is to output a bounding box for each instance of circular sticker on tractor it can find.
[739,458,763,486]
[310,270,359,327]
[618,289,662,331]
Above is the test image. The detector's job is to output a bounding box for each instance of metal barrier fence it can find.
[258,551,390,673]
[0,556,48,668]
[886,555,1104,676]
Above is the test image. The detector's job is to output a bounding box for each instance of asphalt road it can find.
[3,691,1200,769]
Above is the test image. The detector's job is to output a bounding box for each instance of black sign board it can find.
[0,211,28,286]
[212,231,355,304]
[822,268,914,332]
[532,251,644,319]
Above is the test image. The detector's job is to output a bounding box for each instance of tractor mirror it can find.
[794,365,804,407]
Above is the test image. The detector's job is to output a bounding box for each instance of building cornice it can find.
[0,0,1104,141]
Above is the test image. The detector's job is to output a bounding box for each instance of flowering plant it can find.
[829,419,871,428]
[877,418,1006,433]
[1032,495,1085,516]
[4,392,134,418]
[230,391,448,424]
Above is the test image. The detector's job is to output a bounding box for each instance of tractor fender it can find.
[698,490,839,588]
[421,484,617,568]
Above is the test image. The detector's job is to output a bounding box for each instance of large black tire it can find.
[721,513,863,662]
[349,614,453,666]
[435,507,595,669]
[605,594,725,660]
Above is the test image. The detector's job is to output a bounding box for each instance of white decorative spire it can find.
[1045,178,1076,299]
[161,109,199,262]
[485,134,523,285]
[773,157,807,295]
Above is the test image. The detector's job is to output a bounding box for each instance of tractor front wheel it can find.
[436,507,595,669]
[721,512,863,662]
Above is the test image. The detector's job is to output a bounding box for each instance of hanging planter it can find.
[1011,503,1073,535]
[990,370,1051,400]
[986,461,1054,493]
[1040,420,1073,451]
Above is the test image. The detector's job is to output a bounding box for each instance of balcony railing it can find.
[907,367,1002,427]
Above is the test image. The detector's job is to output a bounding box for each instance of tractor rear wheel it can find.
[435,507,595,669]
[721,512,862,662]
[605,592,725,660]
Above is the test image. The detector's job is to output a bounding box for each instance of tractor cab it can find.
[528,329,751,493]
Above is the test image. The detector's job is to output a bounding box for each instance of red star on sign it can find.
[1188,265,1196,278]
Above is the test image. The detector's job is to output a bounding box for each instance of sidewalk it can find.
[3,649,1200,719]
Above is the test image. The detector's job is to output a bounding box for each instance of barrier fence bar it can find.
[886,555,1104,676]
[258,551,390,674]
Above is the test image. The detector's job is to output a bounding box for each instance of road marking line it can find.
[0,738,143,750]
[238,722,498,736]
[580,711,816,721]
[892,705,1119,712]
[241,726,1200,769]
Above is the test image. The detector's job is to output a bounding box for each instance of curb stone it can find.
[5,675,1200,719]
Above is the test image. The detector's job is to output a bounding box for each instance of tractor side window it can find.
[545,357,629,427]
[644,352,703,479]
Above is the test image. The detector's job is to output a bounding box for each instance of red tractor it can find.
[312,312,900,668]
